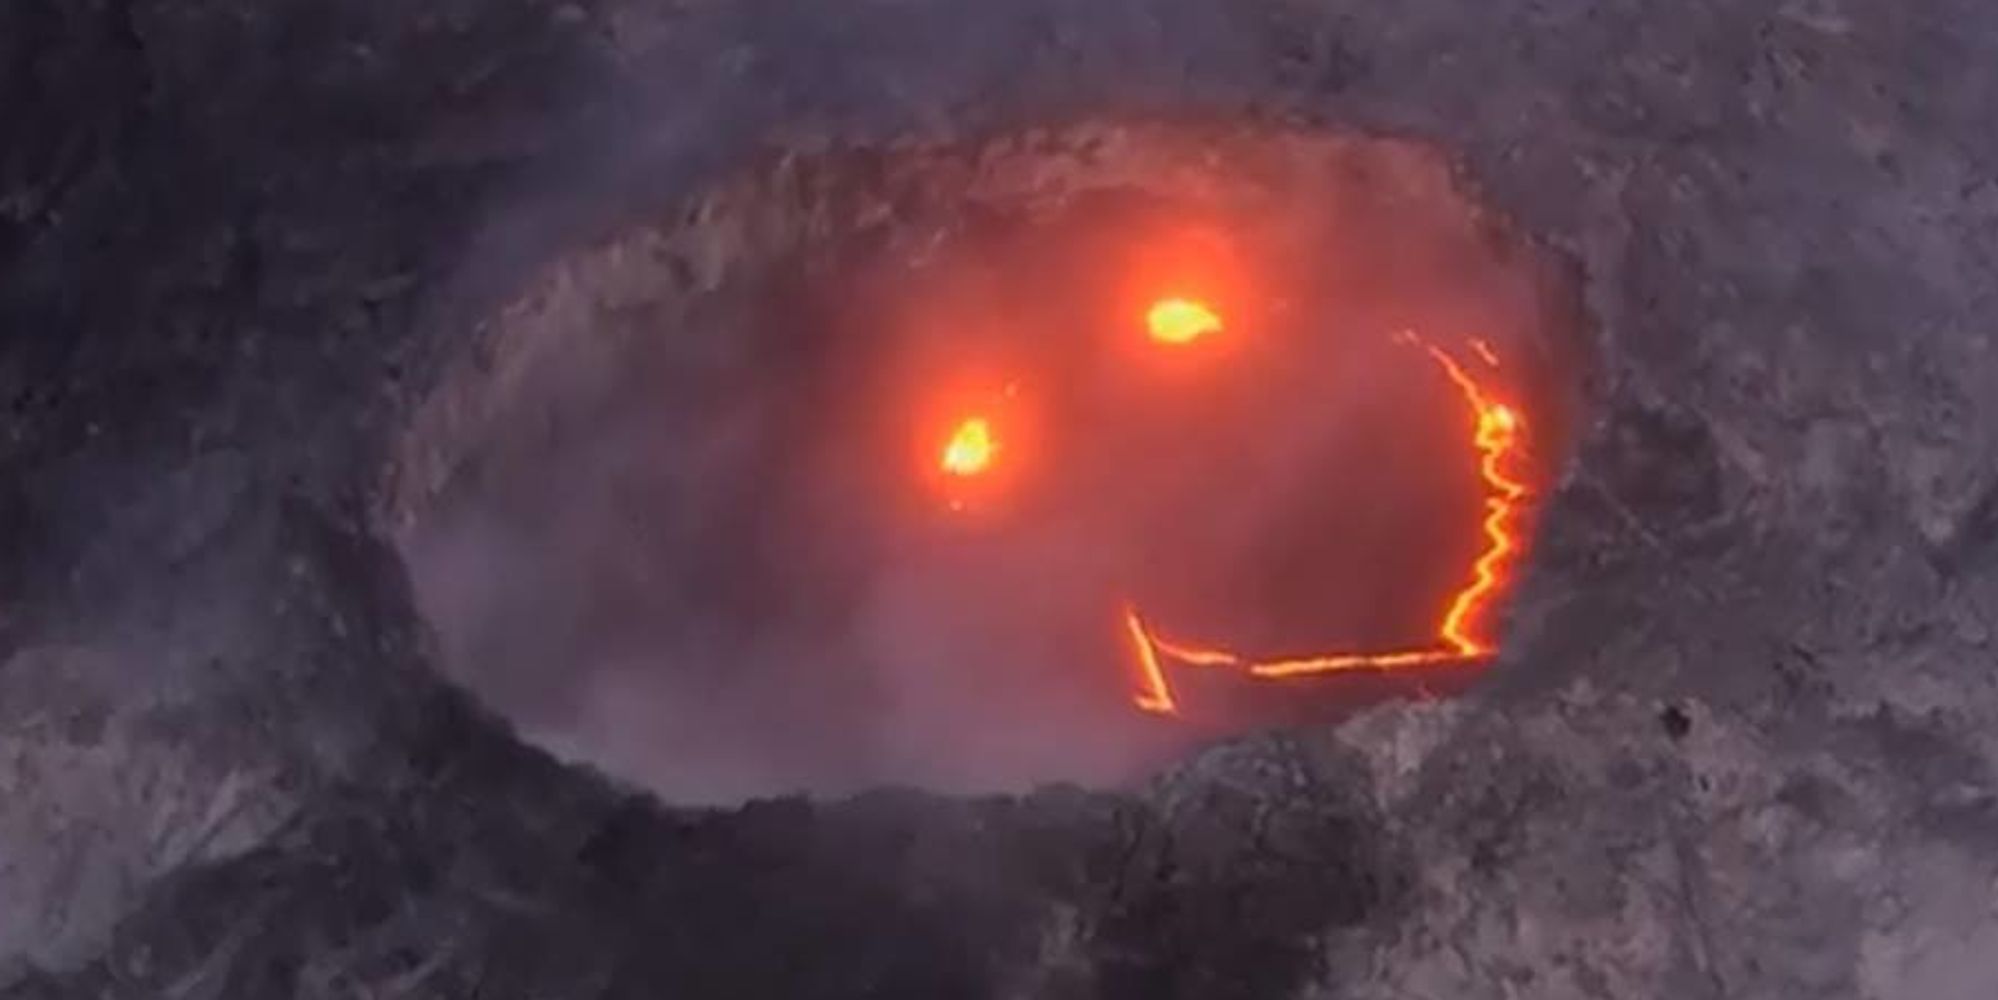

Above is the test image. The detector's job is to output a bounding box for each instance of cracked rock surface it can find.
[4,0,1997,996]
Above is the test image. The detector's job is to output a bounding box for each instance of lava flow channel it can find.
[1125,332,1531,716]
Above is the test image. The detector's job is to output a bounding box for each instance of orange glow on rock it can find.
[1146,298,1223,345]
[1126,331,1533,715]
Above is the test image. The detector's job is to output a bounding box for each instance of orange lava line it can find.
[1148,631,1244,668]
[1126,331,1532,713]
[1416,340,1529,657]
[1250,647,1466,678]
[1471,337,1501,367]
[1123,607,1180,715]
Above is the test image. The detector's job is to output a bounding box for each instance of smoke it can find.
[400,132,1577,804]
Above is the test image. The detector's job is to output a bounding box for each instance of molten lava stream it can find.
[1126,330,1532,716]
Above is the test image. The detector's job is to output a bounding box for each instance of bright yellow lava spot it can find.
[1146,298,1223,345]
[941,417,996,477]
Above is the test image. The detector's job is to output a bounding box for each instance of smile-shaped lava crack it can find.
[1120,328,1531,715]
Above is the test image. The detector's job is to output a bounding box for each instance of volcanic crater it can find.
[390,122,1592,800]
[6,2,1997,997]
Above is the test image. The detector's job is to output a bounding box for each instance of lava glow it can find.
[1146,298,1223,345]
[941,417,997,477]
[1125,331,1532,715]
[1471,337,1502,368]
[1124,608,1178,715]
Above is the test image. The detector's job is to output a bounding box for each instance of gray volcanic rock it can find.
[1320,685,1998,999]
[4,0,1997,997]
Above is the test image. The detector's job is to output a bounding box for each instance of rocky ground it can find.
[4,0,1998,996]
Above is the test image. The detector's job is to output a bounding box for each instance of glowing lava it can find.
[1124,608,1178,715]
[1146,298,1223,345]
[1125,331,1532,715]
[941,417,997,477]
